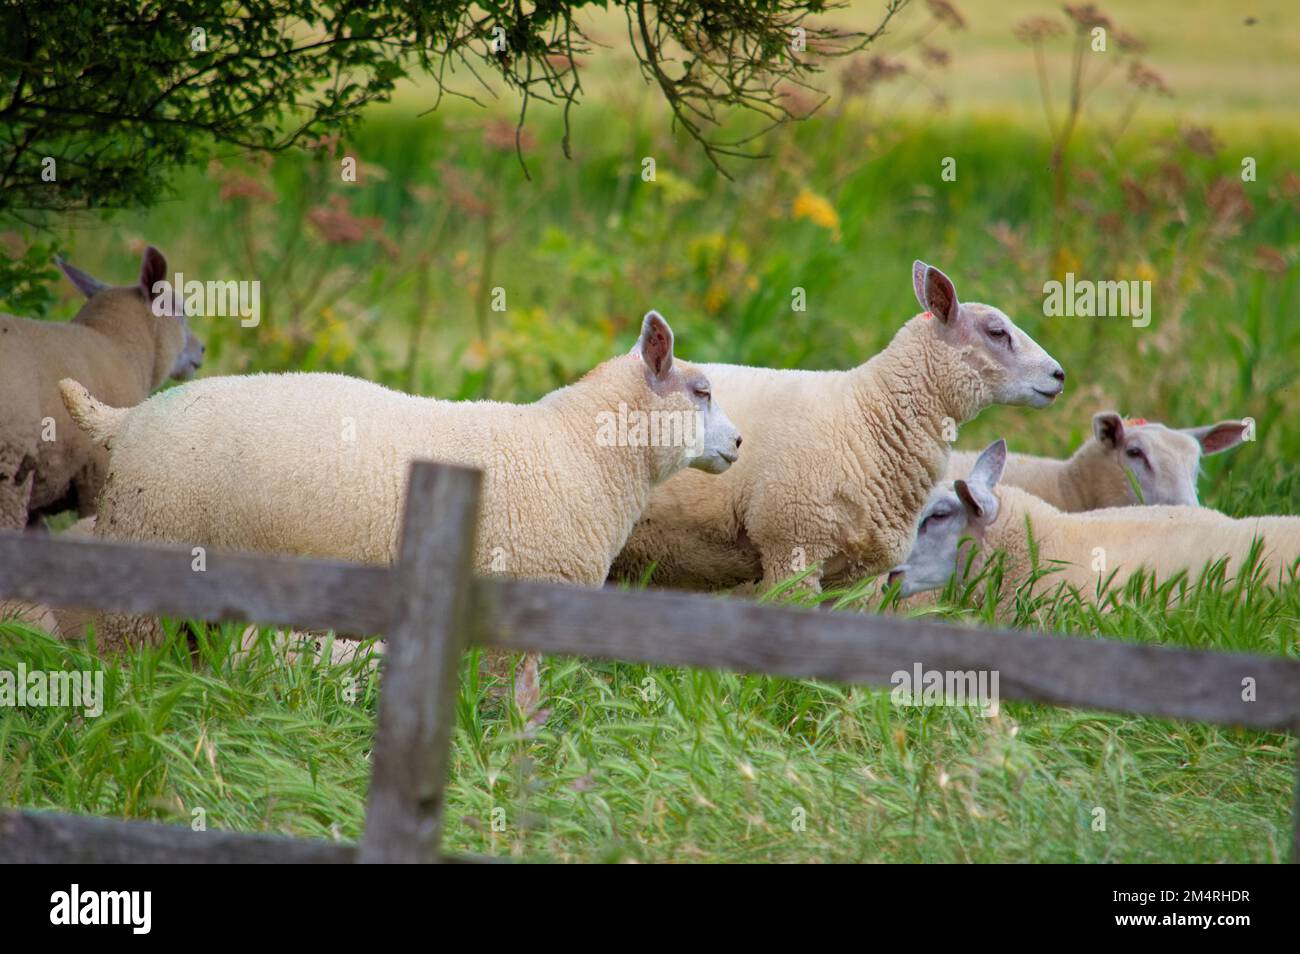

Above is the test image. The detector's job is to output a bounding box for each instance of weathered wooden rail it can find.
[0,461,1297,863]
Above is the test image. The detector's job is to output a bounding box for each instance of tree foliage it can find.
[0,1,905,215]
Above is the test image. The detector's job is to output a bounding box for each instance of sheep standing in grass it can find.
[946,412,1248,510]
[0,247,203,529]
[612,261,1065,592]
[891,439,1300,604]
[60,312,740,667]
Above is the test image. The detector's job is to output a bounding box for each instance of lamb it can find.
[890,439,1300,605]
[58,311,741,659]
[611,260,1066,592]
[945,412,1248,510]
[0,246,204,529]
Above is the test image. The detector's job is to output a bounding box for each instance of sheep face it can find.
[912,260,1065,409]
[1089,413,1247,507]
[629,311,741,480]
[888,438,1006,597]
[138,245,204,382]
[58,246,205,385]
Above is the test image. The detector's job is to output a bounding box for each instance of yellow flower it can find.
[793,188,841,241]
[1053,246,1081,278]
[1135,260,1157,284]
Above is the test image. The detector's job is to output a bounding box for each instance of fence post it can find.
[359,462,482,863]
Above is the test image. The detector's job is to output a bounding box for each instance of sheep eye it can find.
[1126,447,1143,459]
[987,327,1006,338]
[924,510,950,529]
[693,387,711,401]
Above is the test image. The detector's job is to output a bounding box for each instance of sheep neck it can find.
[980,486,1063,585]
[535,362,662,559]
[847,317,984,471]
[75,291,165,393]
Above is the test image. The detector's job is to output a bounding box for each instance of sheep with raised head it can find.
[0,246,203,529]
[611,260,1065,592]
[945,412,1248,510]
[891,439,1300,605]
[59,312,740,664]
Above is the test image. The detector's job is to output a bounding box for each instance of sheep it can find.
[945,412,1248,510]
[0,246,204,530]
[890,439,1300,605]
[610,260,1066,592]
[58,312,741,684]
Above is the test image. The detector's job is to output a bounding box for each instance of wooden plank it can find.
[475,579,1300,731]
[359,462,482,864]
[0,532,397,636]
[0,810,501,864]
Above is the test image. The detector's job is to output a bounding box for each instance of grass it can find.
[4,562,1295,862]
[3,0,1299,862]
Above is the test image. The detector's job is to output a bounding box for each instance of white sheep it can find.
[891,439,1300,605]
[946,412,1248,510]
[0,246,203,529]
[58,311,740,666]
[611,260,1065,592]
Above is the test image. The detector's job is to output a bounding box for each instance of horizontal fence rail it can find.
[0,460,1297,863]
[4,533,1297,731]
[0,533,399,636]
[0,811,496,864]
[477,580,1300,731]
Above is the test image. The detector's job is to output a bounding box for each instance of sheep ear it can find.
[1093,411,1125,449]
[1183,420,1248,455]
[912,260,928,312]
[139,246,167,296]
[56,256,107,298]
[636,310,674,380]
[923,265,959,323]
[968,438,1007,489]
[954,479,996,522]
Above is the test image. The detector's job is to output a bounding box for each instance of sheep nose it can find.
[734,435,742,448]
[1052,366,1065,383]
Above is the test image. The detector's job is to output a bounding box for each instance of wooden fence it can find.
[0,461,1297,863]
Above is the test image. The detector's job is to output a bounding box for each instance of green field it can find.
[3,0,1299,861]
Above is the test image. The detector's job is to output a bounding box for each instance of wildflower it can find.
[1014,17,1065,43]
[793,188,841,240]
[926,0,967,30]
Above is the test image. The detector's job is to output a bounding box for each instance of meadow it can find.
[2,0,1298,861]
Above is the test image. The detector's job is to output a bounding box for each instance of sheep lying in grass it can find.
[59,312,740,666]
[0,246,203,530]
[612,260,1065,592]
[890,439,1300,605]
[946,412,1248,510]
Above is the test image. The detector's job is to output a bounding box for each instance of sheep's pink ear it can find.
[139,246,167,295]
[923,265,959,323]
[1093,411,1125,449]
[1183,420,1248,455]
[968,438,1007,489]
[56,256,107,298]
[954,479,996,522]
[636,310,674,380]
[912,260,928,312]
